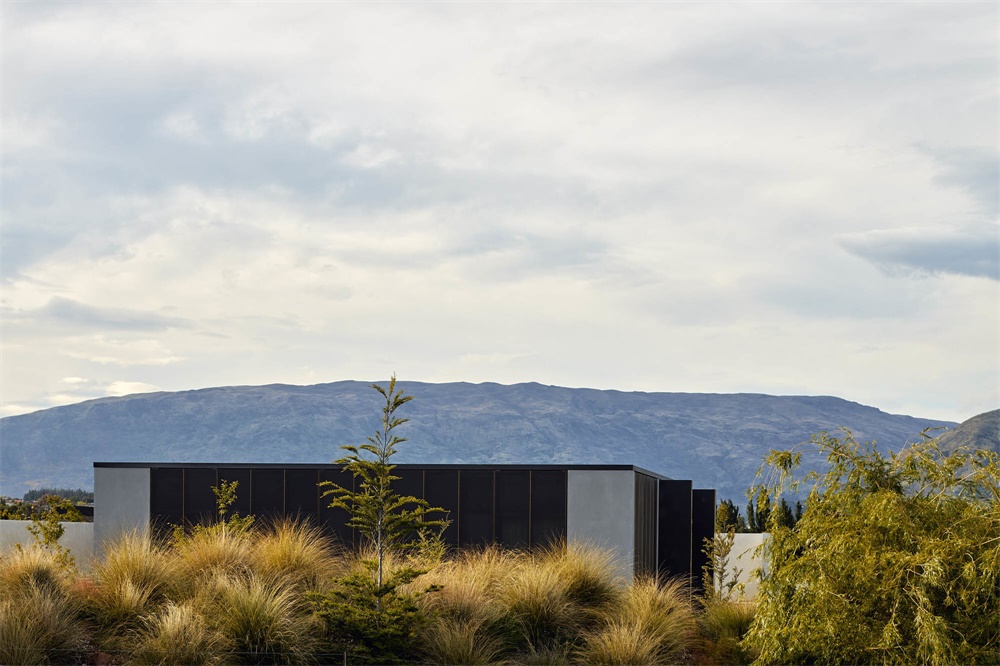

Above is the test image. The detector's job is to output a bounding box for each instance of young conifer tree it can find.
[321,375,446,613]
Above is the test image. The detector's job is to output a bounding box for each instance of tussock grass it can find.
[0,583,86,666]
[578,577,696,665]
[0,545,72,596]
[252,519,342,591]
[697,598,757,665]
[421,616,508,666]
[201,573,320,665]
[499,559,583,650]
[537,541,622,612]
[131,601,229,666]
[173,524,255,584]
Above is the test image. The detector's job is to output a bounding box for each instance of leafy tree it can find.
[716,498,748,533]
[745,429,1000,665]
[745,490,771,532]
[23,487,94,503]
[315,376,447,662]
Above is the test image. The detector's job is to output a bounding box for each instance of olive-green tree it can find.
[745,429,1000,665]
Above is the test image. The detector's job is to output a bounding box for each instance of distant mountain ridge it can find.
[0,381,964,501]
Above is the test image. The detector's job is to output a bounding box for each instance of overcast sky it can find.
[2,2,997,423]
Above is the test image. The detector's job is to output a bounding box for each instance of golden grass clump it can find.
[0,545,73,596]
[498,558,583,650]
[697,598,757,665]
[0,582,86,665]
[537,540,623,612]
[173,524,255,584]
[200,573,320,665]
[578,577,696,665]
[421,616,508,666]
[131,601,230,666]
[251,519,342,590]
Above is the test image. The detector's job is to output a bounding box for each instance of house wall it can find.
[94,466,150,554]
[714,532,769,599]
[566,469,636,581]
[0,521,95,566]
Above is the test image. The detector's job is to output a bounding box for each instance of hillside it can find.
[935,409,999,453]
[0,381,959,502]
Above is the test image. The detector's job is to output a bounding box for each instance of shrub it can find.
[746,431,1000,665]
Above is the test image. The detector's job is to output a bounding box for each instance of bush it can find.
[746,431,1000,665]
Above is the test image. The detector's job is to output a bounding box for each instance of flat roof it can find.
[94,461,674,481]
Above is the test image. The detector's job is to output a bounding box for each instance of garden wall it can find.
[0,520,95,563]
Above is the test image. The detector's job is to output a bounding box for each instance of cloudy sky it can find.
[2,2,997,423]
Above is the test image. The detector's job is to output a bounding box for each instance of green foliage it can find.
[716,498,748,532]
[745,490,771,533]
[703,529,744,601]
[14,495,84,570]
[746,429,1000,665]
[312,564,429,664]
[320,376,447,611]
[23,487,93,504]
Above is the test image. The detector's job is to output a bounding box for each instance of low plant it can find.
[0,580,86,665]
[697,598,757,665]
[579,577,695,665]
[498,558,582,651]
[252,519,342,591]
[131,601,229,666]
[421,616,508,666]
[202,573,320,665]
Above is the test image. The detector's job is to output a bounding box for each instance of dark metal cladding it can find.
[657,479,693,581]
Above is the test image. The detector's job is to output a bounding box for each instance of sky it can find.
[1,2,997,424]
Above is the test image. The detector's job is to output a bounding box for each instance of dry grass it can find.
[252,519,342,591]
[697,598,757,665]
[499,559,584,650]
[173,524,256,585]
[200,573,321,665]
[537,541,623,612]
[131,601,230,666]
[578,577,696,665]
[0,582,86,666]
[0,545,73,596]
[421,616,509,666]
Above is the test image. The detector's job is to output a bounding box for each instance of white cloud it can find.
[1,2,997,423]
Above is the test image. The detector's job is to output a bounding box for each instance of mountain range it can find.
[2,380,993,503]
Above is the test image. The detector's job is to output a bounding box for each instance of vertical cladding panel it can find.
[425,470,459,547]
[183,467,218,526]
[530,470,567,547]
[285,469,321,522]
[251,468,285,524]
[459,470,494,547]
[691,489,716,592]
[149,467,184,539]
[217,468,252,519]
[633,473,658,578]
[567,470,635,581]
[658,480,693,580]
[495,471,530,549]
[94,467,151,554]
[319,469,355,548]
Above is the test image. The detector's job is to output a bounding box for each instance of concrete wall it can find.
[94,466,151,555]
[715,532,768,599]
[0,521,95,564]
[567,469,635,580]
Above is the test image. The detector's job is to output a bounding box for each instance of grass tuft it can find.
[421,616,508,666]
[0,583,86,666]
[697,598,757,665]
[252,519,341,591]
[132,601,229,666]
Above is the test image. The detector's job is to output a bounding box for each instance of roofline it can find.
[93,461,673,480]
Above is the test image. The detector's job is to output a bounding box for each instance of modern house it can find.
[94,462,715,583]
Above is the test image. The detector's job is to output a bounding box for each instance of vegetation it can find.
[23,488,94,504]
[745,429,1000,665]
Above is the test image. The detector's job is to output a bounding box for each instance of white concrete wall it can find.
[715,532,768,599]
[567,469,635,581]
[94,466,151,555]
[0,521,95,564]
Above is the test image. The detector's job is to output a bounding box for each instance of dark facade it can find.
[95,462,715,584]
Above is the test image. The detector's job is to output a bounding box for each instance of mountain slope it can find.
[935,409,999,453]
[0,381,957,501]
